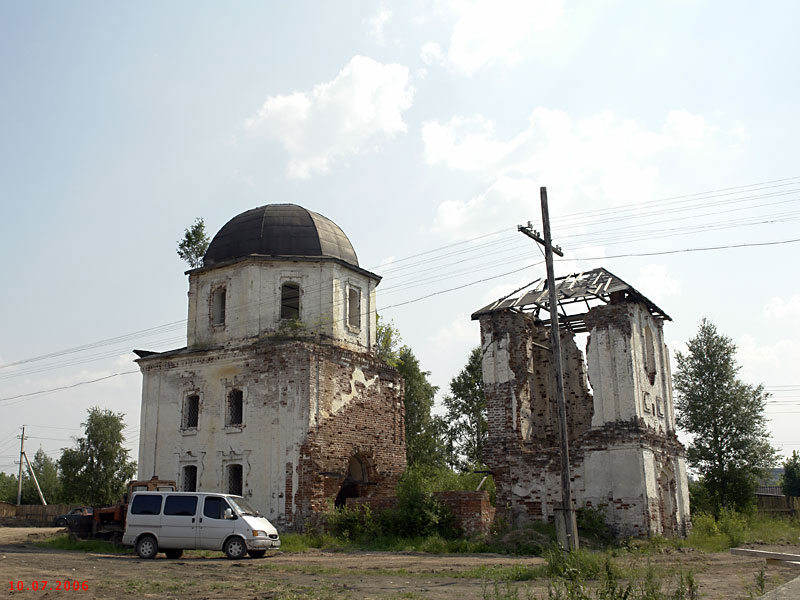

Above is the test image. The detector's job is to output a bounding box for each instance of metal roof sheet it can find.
[471,267,671,332]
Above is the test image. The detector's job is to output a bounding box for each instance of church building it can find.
[134,204,406,529]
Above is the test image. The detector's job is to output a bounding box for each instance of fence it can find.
[756,494,800,516]
[0,503,82,522]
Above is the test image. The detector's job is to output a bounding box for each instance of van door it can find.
[198,496,235,550]
[160,495,199,549]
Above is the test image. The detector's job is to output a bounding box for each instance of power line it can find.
[0,371,139,404]
[3,174,800,389]
[561,237,800,261]
[3,230,800,404]
[2,184,797,375]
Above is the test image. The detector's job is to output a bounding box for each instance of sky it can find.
[1,0,799,477]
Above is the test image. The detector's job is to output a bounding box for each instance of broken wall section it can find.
[479,300,690,538]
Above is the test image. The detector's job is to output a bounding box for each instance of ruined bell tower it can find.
[473,268,690,537]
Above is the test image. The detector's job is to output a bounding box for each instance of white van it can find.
[122,492,280,559]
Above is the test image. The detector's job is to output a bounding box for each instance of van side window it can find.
[203,496,229,520]
[130,495,163,515]
[164,495,198,516]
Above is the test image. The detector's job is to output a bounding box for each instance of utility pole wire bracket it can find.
[517,223,564,257]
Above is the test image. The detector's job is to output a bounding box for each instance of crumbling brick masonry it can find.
[478,297,690,537]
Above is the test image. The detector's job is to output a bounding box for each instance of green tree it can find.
[59,408,137,505]
[21,448,61,504]
[782,451,800,497]
[397,347,447,468]
[375,316,402,366]
[0,471,18,503]
[376,317,446,468]
[442,346,487,470]
[674,319,777,512]
[176,217,210,268]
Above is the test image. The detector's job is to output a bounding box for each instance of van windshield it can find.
[228,496,259,517]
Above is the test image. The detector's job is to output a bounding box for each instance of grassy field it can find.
[30,511,800,599]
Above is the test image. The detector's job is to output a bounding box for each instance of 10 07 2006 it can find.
[9,580,89,591]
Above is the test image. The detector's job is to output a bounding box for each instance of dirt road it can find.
[1,528,798,599]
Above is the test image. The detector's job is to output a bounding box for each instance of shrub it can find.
[320,466,459,542]
[716,507,748,547]
[545,545,610,581]
[577,506,614,543]
[689,512,718,536]
[324,504,378,540]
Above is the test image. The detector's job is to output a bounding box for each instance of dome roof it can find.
[203,204,359,267]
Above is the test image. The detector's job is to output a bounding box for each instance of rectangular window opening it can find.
[212,287,226,326]
[183,395,199,429]
[348,287,361,329]
[227,389,243,426]
[182,465,197,492]
[227,464,243,496]
[281,283,300,320]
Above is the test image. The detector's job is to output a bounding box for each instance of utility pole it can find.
[23,450,47,505]
[518,186,579,550]
[16,426,26,506]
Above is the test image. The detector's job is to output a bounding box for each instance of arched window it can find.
[227,464,243,496]
[211,287,226,326]
[281,283,300,320]
[182,394,199,429]
[347,287,361,329]
[644,326,657,385]
[227,389,243,426]
[182,465,197,492]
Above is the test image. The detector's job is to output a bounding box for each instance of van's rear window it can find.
[131,495,162,515]
[164,495,198,516]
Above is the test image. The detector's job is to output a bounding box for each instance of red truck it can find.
[68,476,176,543]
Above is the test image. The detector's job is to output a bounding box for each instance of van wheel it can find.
[224,537,246,560]
[136,535,158,559]
[165,549,183,559]
[248,550,266,558]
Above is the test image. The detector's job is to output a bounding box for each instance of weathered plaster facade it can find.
[476,273,690,537]
[136,205,406,529]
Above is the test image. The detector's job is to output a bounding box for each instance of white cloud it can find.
[246,56,414,178]
[738,335,800,385]
[763,294,800,325]
[366,6,393,45]
[432,175,539,239]
[632,264,681,306]
[422,115,516,171]
[420,42,445,66]
[432,0,565,75]
[428,315,479,350]
[425,107,732,238]
[662,110,712,149]
[114,352,137,369]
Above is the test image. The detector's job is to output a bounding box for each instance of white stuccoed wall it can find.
[137,346,311,523]
[186,258,377,353]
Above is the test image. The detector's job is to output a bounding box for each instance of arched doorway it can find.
[334,455,369,508]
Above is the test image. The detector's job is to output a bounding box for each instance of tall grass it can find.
[36,534,132,554]
[684,509,800,552]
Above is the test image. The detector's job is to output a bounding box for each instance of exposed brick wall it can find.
[479,301,690,538]
[291,341,406,529]
[434,491,496,535]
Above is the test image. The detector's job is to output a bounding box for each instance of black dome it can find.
[204,204,359,267]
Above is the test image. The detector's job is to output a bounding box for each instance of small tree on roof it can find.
[177,217,210,269]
